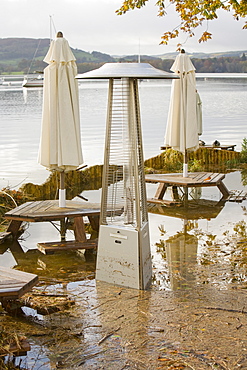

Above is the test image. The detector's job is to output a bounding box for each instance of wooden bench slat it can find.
[37,239,98,255]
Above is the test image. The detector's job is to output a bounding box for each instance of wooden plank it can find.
[37,239,98,255]
[6,220,23,237]
[200,173,217,182]
[88,215,100,232]
[191,172,212,182]
[207,173,225,183]
[147,198,181,206]
[5,201,103,222]
[4,201,34,216]
[0,266,37,282]
[145,172,226,187]
[172,186,180,200]
[0,267,38,300]
[227,190,247,202]
[154,183,168,199]
[217,181,230,198]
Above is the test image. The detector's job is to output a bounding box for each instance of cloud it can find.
[1,0,246,55]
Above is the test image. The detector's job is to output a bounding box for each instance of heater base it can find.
[96,223,152,290]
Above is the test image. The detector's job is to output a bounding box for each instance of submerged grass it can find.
[0,189,32,231]
[144,147,241,173]
[0,147,245,230]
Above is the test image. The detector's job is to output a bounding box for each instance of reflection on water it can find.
[153,188,247,291]
[21,164,103,201]
[165,226,198,290]
[0,239,96,284]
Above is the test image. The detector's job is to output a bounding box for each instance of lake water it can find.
[1,74,247,291]
[0,74,247,189]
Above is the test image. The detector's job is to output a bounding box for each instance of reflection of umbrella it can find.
[164,50,201,177]
[165,225,198,290]
[38,32,83,207]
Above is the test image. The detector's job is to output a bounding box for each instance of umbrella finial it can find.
[56,31,63,38]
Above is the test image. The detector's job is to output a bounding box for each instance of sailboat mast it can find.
[49,15,56,43]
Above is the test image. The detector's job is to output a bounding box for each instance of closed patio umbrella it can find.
[164,50,201,177]
[38,32,83,207]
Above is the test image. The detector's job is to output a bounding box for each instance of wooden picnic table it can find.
[4,200,102,253]
[145,172,230,205]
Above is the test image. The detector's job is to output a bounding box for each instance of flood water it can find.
[1,74,247,283]
[1,75,247,369]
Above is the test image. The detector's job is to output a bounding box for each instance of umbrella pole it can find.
[59,171,66,208]
[183,151,188,177]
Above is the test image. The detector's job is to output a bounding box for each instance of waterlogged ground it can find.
[1,170,247,369]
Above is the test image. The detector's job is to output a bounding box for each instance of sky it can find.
[1,0,246,56]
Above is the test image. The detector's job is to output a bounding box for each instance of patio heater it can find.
[77,63,178,289]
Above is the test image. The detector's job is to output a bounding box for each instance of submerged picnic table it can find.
[0,266,38,301]
[145,172,230,205]
[4,200,104,254]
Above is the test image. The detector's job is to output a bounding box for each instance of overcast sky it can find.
[2,0,246,55]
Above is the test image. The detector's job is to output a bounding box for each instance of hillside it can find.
[157,50,247,60]
[0,38,247,74]
[0,38,115,74]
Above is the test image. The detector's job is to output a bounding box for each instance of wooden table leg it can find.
[6,220,23,239]
[60,218,66,241]
[217,181,230,199]
[73,216,87,242]
[154,183,168,200]
[172,186,180,200]
[88,215,100,232]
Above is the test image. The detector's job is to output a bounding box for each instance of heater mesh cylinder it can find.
[100,77,148,229]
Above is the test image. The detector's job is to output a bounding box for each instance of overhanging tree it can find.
[116,0,247,46]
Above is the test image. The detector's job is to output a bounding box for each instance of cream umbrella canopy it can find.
[38,32,83,207]
[164,50,200,177]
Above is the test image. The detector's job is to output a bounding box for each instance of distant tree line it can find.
[146,54,247,74]
[76,54,247,74]
[0,53,247,75]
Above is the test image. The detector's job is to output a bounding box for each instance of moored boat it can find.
[22,75,43,88]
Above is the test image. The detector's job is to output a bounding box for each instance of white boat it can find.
[22,75,43,88]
